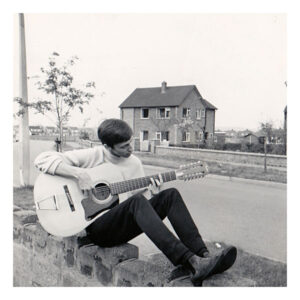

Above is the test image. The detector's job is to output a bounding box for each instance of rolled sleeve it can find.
[34,151,65,175]
[34,146,104,175]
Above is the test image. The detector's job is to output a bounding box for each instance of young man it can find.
[34,118,237,286]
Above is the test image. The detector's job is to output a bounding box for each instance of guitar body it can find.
[34,163,128,237]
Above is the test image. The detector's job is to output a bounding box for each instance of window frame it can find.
[196,109,205,119]
[156,131,170,142]
[141,108,149,119]
[141,130,149,141]
[182,131,190,142]
[182,107,191,118]
[156,107,171,119]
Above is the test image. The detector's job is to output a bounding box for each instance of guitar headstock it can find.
[176,161,209,181]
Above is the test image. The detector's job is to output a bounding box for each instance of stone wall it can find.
[13,206,188,287]
[155,146,287,168]
[14,206,286,287]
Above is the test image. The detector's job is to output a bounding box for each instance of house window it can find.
[156,132,161,141]
[196,109,205,119]
[195,131,203,141]
[156,131,169,141]
[182,108,191,118]
[156,107,170,119]
[182,131,190,142]
[141,108,149,119]
[141,131,149,141]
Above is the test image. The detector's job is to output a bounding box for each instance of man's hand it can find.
[74,170,94,191]
[148,174,163,196]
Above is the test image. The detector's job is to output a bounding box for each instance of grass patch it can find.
[13,186,35,211]
[206,241,286,287]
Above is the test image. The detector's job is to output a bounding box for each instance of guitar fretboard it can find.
[109,171,176,195]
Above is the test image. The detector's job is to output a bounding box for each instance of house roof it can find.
[119,84,217,110]
[243,133,258,138]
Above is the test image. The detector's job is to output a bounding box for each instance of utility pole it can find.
[18,13,30,186]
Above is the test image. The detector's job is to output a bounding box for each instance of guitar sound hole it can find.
[93,183,111,201]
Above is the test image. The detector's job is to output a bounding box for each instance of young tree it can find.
[260,122,274,143]
[14,52,95,151]
[178,116,204,147]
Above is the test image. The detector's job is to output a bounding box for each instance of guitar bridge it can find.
[36,195,59,210]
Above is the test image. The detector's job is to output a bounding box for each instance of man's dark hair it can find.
[97,118,133,148]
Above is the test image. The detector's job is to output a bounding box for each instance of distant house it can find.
[68,127,80,137]
[44,126,58,136]
[242,133,260,145]
[79,127,97,140]
[214,131,226,145]
[226,129,238,138]
[237,129,252,138]
[29,125,44,135]
[224,130,240,144]
[119,82,217,147]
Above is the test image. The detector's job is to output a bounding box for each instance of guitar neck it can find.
[109,170,177,195]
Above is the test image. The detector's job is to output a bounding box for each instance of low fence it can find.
[155,146,287,168]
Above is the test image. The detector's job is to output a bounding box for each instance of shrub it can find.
[223,143,242,152]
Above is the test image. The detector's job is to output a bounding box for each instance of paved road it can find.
[132,165,287,263]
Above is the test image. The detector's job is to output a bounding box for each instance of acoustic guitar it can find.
[34,161,208,237]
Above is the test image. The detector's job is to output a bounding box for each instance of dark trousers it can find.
[86,188,208,266]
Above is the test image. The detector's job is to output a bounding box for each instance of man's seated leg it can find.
[149,188,237,282]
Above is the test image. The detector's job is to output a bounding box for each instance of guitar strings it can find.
[91,171,203,194]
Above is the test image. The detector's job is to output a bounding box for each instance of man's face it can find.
[109,138,133,158]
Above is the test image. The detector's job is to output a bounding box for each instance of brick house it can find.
[119,82,217,147]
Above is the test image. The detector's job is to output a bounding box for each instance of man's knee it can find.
[162,187,181,198]
[160,188,183,204]
[128,193,150,208]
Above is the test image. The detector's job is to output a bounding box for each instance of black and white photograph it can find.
[5,0,299,297]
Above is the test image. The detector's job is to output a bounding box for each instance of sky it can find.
[13,13,286,131]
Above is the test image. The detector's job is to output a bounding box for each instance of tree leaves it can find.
[14,52,96,143]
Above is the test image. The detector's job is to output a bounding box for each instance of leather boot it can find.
[206,246,237,278]
[188,253,224,286]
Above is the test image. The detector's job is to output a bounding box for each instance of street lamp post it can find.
[18,13,30,186]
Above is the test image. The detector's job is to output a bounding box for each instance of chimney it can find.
[161,81,167,93]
